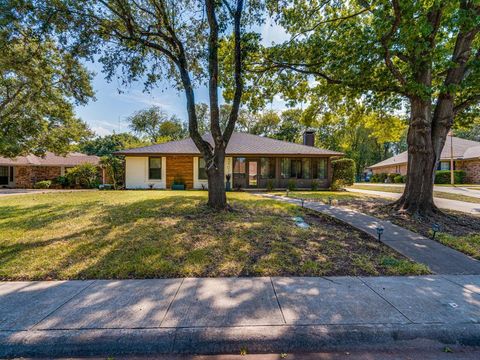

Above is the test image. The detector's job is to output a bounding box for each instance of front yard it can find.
[0,191,428,280]
[284,191,480,260]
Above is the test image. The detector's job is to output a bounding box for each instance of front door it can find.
[247,160,258,187]
[0,166,8,185]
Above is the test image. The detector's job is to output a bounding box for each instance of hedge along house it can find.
[368,137,480,184]
[116,132,343,190]
[0,152,101,188]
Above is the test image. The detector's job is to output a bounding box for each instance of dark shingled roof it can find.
[368,136,480,169]
[116,132,343,156]
[0,152,100,166]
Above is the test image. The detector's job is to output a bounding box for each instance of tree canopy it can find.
[257,0,480,216]
[128,106,187,143]
[0,0,94,157]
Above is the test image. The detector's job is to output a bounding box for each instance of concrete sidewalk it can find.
[1,275,480,357]
[346,188,480,215]
[262,194,480,275]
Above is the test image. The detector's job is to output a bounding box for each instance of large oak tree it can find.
[263,0,480,217]
[50,0,262,209]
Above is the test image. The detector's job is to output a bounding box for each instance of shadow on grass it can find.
[0,192,426,280]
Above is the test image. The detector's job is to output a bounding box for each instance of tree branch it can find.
[454,94,480,114]
[205,0,222,143]
[223,0,244,144]
[380,0,407,87]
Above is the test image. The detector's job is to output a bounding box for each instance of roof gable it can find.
[369,136,480,169]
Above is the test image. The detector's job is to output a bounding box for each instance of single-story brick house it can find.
[0,152,101,188]
[116,132,343,189]
[368,136,480,183]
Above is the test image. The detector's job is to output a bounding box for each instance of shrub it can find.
[266,179,275,191]
[331,158,355,190]
[371,172,388,183]
[100,155,124,190]
[435,170,466,184]
[54,175,70,188]
[287,179,296,191]
[66,163,100,188]
[331,179,348,191]
[311,180,318,191]
[386,173,397,183]
[393,175,405,183]
[173,176,185,185]
[34,180,52,189]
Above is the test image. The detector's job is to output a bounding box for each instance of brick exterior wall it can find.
[15,166,62,188]
[456,159,480,184]
[371,164,407,175]
[166,156,194,189]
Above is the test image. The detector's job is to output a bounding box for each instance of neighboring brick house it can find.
[367,137,480,183]
[116,132,343,190]
[0,152,101,188]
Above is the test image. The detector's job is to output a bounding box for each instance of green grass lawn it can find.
[0,191,428,280]
[350,184,480,204]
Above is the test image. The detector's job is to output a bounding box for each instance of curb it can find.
[2,323,480,357]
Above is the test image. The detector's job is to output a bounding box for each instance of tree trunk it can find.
[206,148,227,209]
[395,97,438,217]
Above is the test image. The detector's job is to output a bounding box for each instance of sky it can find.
[74,17,290,137]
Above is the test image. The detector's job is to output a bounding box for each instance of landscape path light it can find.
[431,223,441,240]
[376,225,384,241]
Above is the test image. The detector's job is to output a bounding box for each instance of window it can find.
[260,158,275,179]
[233,157,246,174]
[281,158,290,178]
[9,167,13,182]
[316,159,327,179]
[198,157,207,180]
[0,166,7,177]
[440,161,450,171]
[290,159,302,178]
[148,157,162,180]
[302,158,311,179]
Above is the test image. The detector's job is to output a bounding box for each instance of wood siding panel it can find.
[166,156,194,189]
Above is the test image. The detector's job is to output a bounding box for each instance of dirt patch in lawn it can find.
[0,191,428,280]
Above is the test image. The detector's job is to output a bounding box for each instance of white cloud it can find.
[260,17,290,46]
[118,89,175,109]
[92,126,113,137]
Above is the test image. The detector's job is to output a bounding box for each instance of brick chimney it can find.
[303,130,315,147]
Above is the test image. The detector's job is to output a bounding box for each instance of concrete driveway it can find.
[0,189,97,197]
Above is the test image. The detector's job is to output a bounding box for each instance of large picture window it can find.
[198,157,207,180]
[260,158,275,179]
[233,157,246,174]
[148,157,162,180]
[302,158,311,179]
[290,159,302,178]
[280,158,290,178]
[316,158,327,179]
